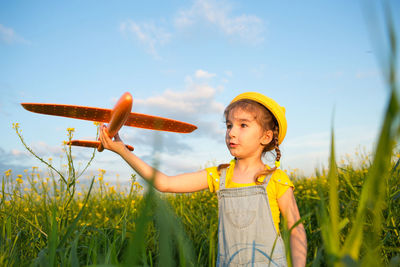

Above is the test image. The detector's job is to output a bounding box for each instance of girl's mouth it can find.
[229,142,238,148]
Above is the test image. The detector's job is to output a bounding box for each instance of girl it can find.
[99,92,307,266]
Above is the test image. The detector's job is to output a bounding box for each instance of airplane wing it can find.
[21,103,197,133]
[125,112,197,133]
[21,103,112,123]
[68,140,134,151]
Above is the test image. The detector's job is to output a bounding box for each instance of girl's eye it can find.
[241,123,248,128]
[226,124,232,129]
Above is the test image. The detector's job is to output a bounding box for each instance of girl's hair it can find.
[218,99,281,184]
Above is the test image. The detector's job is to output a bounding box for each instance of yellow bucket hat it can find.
[231,92,287,145]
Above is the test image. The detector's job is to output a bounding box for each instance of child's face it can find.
[225,108,272,159]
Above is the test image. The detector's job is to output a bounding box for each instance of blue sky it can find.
[1,0,399,183]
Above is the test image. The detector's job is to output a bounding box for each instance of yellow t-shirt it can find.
[205,160,294,232]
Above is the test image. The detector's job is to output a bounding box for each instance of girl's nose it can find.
[228,126,237,137]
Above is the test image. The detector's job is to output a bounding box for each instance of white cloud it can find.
[174,0,265,44]
[134,82,224,117]
[0,147,32,174]
[153,151,206,175]
[195,69,216,79]
[224,70,233,77]
[250,64,267,78]
[355,69,378,79]
[120,20,171,58]
[132,70,226,138]
[10,149,28,156]
[0,24,29,45]
[121,129,193,155]
[119,0,264,57]
[282,125,379,175]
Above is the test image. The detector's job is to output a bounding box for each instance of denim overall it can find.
[216,168,287,267]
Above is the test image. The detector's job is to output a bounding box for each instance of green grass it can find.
[1,138,399,266]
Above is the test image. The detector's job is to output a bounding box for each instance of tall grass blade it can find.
[69,231,81,267]
[341,2,399,262]
[123,186,155,266]
[48,206,59,266]
[327,127,340,255]
[154,198,175,267]
[58,177,95,250]
[317,125,341,265]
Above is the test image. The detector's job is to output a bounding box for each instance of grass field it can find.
[1,138,399,266]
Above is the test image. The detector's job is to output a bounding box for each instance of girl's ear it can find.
[261,130,273,146]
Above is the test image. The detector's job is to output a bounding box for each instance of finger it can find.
[99,128,106,146]
[100,127,110,146]
[99,124,106,138]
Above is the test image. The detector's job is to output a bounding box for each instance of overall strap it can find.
[219,168,228,189]
[261,173,273,189]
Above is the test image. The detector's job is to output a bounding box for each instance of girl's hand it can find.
[99,123,127,155]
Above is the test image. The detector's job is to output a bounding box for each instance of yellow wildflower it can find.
[16,178,23,184]
[312,189,317,195]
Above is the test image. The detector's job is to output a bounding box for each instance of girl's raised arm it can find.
[99,125,209,193]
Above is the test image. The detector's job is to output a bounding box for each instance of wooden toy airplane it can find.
[21,92,197,152]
